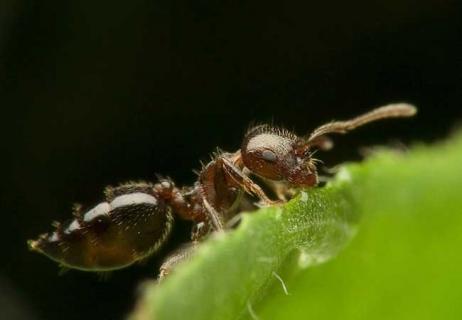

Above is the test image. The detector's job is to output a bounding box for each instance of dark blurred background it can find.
[1,0,462,319]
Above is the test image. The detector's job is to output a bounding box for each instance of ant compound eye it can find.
[261,149,277,162]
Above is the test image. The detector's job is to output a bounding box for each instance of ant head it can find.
[240,103,417,188]
[241,125,318,187]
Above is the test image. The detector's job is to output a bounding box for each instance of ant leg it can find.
[159,243,197,280]
[220,157,279,206]
[202,197,224,230]
[198,155,278,232]
[261,180,297,202]
[191,221,209,241]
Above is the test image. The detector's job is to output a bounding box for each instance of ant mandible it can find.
[28,103,416,277]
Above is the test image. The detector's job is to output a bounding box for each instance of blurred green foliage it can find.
[132,132,462,320]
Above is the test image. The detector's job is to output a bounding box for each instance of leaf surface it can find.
[132,132,462,320]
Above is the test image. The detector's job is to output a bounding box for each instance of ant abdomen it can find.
[28,182,174,271]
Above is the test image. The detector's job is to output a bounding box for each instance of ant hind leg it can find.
[159,243,197,280]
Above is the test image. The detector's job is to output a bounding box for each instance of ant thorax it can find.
[28,103,416,276]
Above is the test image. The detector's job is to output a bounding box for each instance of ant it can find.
[28,103,416,277]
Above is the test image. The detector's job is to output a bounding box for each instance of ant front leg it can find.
[219,157,279,206]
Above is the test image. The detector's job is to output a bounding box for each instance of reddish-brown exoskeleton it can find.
[28,103,416,277]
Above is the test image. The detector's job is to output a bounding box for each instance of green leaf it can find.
[131,132,462,320]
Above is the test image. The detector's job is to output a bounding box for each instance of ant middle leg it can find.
[201,197,225,231]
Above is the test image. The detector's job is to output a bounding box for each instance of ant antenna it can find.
[307,103,417,145]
